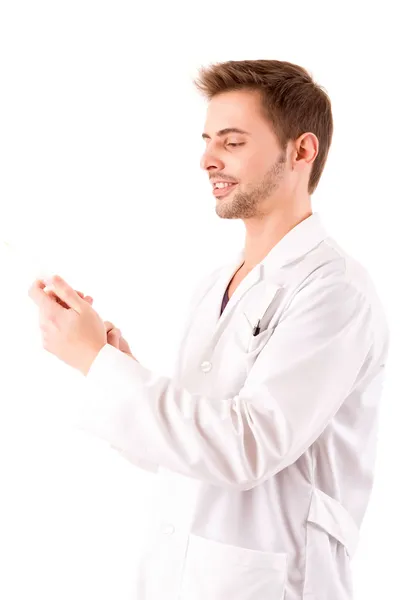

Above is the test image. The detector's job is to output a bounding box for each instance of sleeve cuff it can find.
[86,343,152,390]
[77,343,159,472]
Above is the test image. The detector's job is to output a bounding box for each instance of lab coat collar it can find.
[209,212,330,341]
[232,211,329,280]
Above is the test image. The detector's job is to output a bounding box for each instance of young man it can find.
[30,60,390,599]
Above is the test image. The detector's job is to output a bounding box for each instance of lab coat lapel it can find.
[202,212,329,347]
[207,260,283,349]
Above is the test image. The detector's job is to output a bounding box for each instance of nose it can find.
[200,148,224,172]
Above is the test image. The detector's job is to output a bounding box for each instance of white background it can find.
[0,1,398,598]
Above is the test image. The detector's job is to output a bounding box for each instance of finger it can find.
[107,328,121,338]
[28,279,63,314]
[46,275,84,313]
[107,328,121,348]
[104,321,114,332]
[76,291,93,305]
[119,336,134,358]
[46,289,70,309]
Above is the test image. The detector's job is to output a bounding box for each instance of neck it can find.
[241,207,312,271]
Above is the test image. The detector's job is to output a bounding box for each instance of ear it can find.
[294,132,319,166]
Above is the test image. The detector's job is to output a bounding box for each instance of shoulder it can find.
[283,236,390,361]
[290,235,382,304]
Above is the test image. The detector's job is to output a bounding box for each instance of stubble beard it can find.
[216,149,287,220]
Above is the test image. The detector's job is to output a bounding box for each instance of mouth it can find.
[212,182,238,198]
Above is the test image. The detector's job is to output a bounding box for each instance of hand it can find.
[47,288,93,308]
[104,321,137,361]
[42,282,137,362]
[75,296,137,361]
[28,275,107,376]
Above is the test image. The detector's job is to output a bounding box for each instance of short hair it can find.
[194,59,334,195]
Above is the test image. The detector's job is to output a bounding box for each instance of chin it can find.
[215,204,241,220]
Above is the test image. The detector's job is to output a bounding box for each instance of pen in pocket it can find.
[252,319,261,336]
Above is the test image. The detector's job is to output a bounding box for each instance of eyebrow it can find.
[202,127,250,140]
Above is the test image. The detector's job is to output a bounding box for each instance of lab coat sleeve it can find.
[79,275,374,491]
[75,268,223,475]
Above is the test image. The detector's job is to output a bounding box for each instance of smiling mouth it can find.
[212,183,238,197]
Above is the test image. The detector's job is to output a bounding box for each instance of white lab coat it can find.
[78,212,390,600]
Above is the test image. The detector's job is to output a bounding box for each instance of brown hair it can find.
[194,59,333,195]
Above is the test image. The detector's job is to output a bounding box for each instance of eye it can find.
[227,142,245,147]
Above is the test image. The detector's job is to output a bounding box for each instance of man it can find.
[29,60,390,599]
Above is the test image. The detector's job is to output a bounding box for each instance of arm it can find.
[76,270,221,474]
[78,275,373,491]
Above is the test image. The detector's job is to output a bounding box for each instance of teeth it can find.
[215,182,234,189]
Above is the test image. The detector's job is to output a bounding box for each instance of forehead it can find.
[203,89,268,134]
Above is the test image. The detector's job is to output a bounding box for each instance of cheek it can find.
[253,152,271,174]
[237,151,264,180]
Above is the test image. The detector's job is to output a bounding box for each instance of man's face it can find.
[200,89,291,219]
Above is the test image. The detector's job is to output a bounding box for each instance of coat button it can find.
[162,523,175,535]
[200,360,212,373]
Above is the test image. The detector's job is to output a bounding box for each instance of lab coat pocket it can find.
[239,280,283,357]
[178,534,287,600]
[245,325,277,355]
[303,488,359,599]
[233,317,276,359]
[306,488,359,558]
